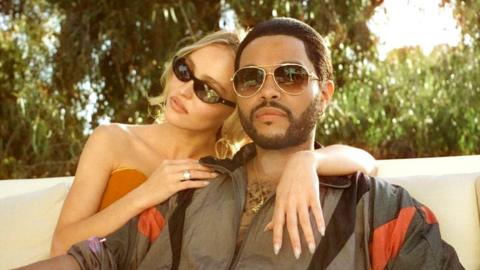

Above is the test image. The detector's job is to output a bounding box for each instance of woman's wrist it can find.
[128,183,154,214]
[290,150,319,169]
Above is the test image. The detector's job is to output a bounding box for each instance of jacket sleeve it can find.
[67,203,170,270]
[388,203,464,270]
[369,178,464,270]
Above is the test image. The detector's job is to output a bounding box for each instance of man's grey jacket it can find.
[68,144,464,270]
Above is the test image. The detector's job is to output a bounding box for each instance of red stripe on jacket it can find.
[138,207,166,243]
[369,207,416,270]
[421,206,438,224]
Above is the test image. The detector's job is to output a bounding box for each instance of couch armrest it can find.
[0,177,74,269]
[376,155,480,177]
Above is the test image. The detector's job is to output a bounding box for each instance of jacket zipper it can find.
[198,162,243,269]
[229,192,276,270]
[225,167,246,269]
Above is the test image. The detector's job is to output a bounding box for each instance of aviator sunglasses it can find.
[232,63,320,98]
[172,57,236,108]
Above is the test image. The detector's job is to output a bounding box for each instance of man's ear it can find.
[317,80,335,111]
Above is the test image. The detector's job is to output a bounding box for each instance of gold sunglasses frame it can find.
[231,63,320,98]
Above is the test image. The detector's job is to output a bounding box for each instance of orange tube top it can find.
[99,168,148,210]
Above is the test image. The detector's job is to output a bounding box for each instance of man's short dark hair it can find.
[235,17,333,82]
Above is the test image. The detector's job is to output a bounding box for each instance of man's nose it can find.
[259,73,280,100]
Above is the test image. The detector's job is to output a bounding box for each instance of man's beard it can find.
[239,95,321,149]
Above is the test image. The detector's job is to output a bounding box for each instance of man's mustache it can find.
[250,100,294,122]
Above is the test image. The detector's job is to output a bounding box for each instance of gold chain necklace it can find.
[247,159,272,214]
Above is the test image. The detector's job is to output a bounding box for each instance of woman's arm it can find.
[310,144,377,176]
[16,255,80,270]
[269,144,377,258]
[51,124,144,256]
[51,125,214,256]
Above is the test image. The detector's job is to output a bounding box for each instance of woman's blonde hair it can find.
[149,31,250,159]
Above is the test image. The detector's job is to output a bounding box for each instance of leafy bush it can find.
[1,0,478,178]
[321,44,480,158]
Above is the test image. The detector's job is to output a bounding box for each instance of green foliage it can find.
[0,0,479,178]
[50,0,223,124]
[0,0,85,178]
[320,44,480,158]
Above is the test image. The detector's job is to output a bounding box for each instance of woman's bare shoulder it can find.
[89,123,141,144]
[87,123,159,155]
[79,124,131,160]
[92,122,131,136]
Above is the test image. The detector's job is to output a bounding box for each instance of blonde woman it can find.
[50,30,376,257]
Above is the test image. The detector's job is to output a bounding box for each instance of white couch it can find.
[1,155,479,270]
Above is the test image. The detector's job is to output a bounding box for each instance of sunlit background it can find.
[93,0,465,127]
[1,0,479,178]
[369,0,461,58]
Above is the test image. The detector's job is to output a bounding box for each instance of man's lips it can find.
[254,107,287,120]
[170,96,188,114]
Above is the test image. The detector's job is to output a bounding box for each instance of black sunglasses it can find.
[172,57,236,108]
[231,63,320,98]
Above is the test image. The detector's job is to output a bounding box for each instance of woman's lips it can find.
[170,96,188,114]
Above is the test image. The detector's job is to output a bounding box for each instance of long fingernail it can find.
[274,243,280,255]
[294,247,301,259]
[320,226,325,236]
[211,172,219,177]
[202,181,210,186]
[308,242,316,254]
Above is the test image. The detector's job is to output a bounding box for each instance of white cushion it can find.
[376,155,480,177]
[0,181,70,269]
[383,173,480,270]
[476,177,480,216]
[0,177,73,198]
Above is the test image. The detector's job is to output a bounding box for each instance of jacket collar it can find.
[200,143,352,189]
